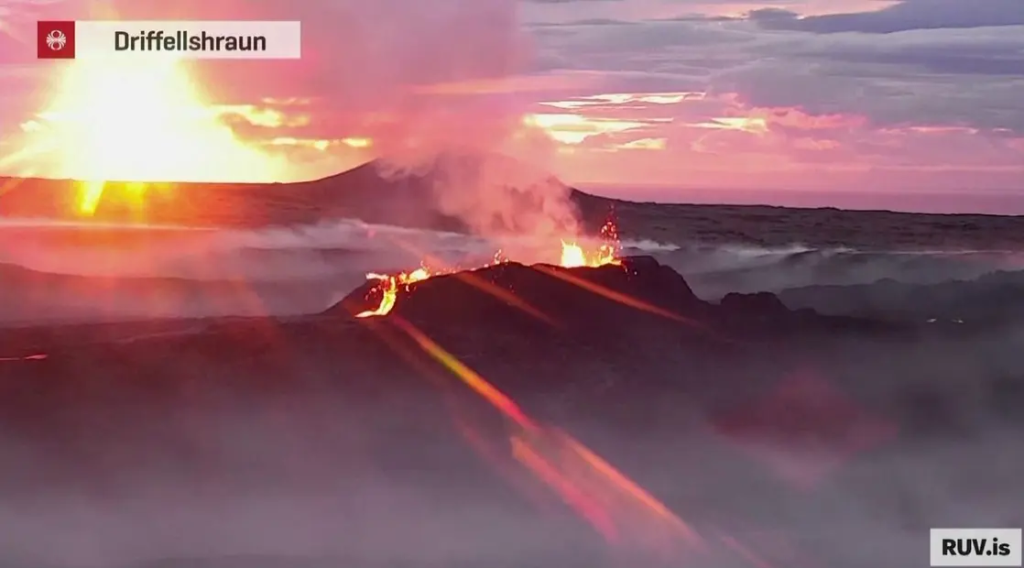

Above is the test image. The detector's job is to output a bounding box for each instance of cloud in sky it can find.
[754,0,1024,33]
[0,0,1021,196]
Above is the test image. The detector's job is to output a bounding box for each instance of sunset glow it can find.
[33,58,279,183]
[0,0,1019,205]
[6,56,288,212]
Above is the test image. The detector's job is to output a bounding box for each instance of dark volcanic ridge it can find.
[331,255,897,342]
[0,255,898,362]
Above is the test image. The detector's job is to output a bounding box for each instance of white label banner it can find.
[930,528,1022,567]
[75,20,301,60]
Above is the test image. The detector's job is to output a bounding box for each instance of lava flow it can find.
[559,216,620,269]
[355,215,622,318]
[355,266,434,318]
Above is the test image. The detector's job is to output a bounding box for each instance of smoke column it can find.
[54,0,584,242]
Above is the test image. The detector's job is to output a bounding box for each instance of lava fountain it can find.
[354,215,622,318]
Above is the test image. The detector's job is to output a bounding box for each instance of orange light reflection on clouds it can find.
[1,0,1008,196]
[513,88,1023,192]
[524,113,659,145]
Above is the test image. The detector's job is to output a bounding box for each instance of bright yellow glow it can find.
[523,113,652,145]
[77,181,105,214]
[689,117,769,134]
[270,137,332,150]
[618,138,667,151]
[13,57,288,213]
[540,92,706,110]
[215,104,310,128]
[342,137,373,149]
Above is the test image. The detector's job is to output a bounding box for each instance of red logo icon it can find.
[38,21,76,59]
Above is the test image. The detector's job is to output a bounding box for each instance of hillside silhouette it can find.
[4,158,1024,250]
[0,156,608,232]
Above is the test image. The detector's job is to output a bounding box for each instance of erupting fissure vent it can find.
[355,213,622,318]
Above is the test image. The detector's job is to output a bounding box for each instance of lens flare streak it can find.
[391,316,702,557]
[0,354,48,362]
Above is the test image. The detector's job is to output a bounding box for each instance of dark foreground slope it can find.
[1,257,1021,567]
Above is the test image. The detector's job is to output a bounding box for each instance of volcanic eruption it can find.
[353,214,623,318]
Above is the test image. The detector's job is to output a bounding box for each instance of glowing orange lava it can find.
[559,240,616,268]
[355,266,433,318]
[354,214,622,318]
[560,215,621,268]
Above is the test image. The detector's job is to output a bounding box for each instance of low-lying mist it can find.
[0,218,675,324]
[3,218,1024,324]
[1,316,1022,566]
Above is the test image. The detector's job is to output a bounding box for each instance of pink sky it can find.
[0,0,1022,202]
